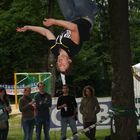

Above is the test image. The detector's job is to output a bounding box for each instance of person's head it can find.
[82,85,95,97]
[23,87,31,96]
[56,54,72,74]
[37,82,45,94]
[62,85,69,95]
[0,87,7,100]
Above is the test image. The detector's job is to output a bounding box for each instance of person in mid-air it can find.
[16,0,97,74]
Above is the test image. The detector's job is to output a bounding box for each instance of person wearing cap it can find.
[16,0,97,74]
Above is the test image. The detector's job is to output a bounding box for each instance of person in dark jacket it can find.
[19,86,35,140]
[34,82,52,140]
[80,85,100,140]
[0,87,11,140]
[57,85,78,140]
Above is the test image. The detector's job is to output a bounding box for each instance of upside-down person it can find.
[16,0,97,74]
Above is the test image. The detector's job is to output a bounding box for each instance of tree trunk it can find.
[47,0,56,97]
[108,0,137,139]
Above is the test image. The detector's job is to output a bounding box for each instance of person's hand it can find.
[16,26,28,32]
[32,102,36,109]
[60,104,67,109]
[43,18,55,27]
[61,104,67,108]
[6,106,12,113]
[29,100,35,105]
[29,100,36,108]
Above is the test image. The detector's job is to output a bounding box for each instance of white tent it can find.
[132,63,140,98]
[132,63,140,127]
[133,63,140,72]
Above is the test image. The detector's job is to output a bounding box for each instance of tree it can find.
[47,0,56,96]
[108,0,137,139]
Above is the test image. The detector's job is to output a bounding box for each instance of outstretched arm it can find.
[43,18,80,44]
[16,26,56,40]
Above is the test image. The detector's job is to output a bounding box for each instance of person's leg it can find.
[43,120,50,140]
[83,122,91,140]
[1,129,8,140]
[28,119,35,140]
[68,117,78,140]
[89,126,96,140]
[57,0,76,20]
[4,121,9,140]
[73,0,97,22]
[22,120,29,140]
[0,121,9,140]
[0,130,5,140]
[0,130,2,139]
[35,122,42,140]
[61,117,67,140]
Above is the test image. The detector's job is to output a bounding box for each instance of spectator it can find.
[57,85,78,140]
[80,85,100,140]
[19,86,35,140]
[0,87,11,140]
[34,82,52,140]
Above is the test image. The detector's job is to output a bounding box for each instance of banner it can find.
[50,97,111,130]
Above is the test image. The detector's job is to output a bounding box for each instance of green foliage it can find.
[0,0,52,83]
[0,0,139,97]
[129,0,140,64]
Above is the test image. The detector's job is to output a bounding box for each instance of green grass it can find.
[8,114,110,140]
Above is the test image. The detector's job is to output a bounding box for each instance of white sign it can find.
[50,97,111,130]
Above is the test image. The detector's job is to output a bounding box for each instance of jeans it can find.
[22,119,35,140]
[57,0,97,22]
[35,118,50,140]
[61,116,78,140]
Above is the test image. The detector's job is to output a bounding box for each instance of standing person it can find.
[19,87,35,140]
[16,0,97,74]
[79,85,100,140]
[34,82,52,140]
[0,87,11,140]
[57,85,78,140]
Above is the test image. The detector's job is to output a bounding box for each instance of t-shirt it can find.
[48,18,91,59]
[72,18,91,42]
[57,95,77,117]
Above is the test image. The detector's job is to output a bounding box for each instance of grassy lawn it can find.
[8,114,110,140]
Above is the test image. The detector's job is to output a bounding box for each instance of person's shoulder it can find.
[46,92,51,97]
[69,95,75,99]
[93,96,98,101]
[19,95,24,99]
[19,96,24,102]
[58,95,64,99]
[34,92,40,98]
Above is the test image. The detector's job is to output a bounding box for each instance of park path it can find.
[11,104,20,115]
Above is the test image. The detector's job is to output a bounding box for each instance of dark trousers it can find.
[0,121,9,140]
[83,122,96,140]
[35,119,50,140]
